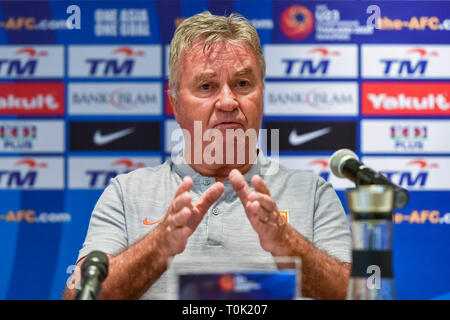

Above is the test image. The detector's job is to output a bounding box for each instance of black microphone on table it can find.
[330,149,409,209]
[75,250,109,300]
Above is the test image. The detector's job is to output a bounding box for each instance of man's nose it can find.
[215,84,239,111]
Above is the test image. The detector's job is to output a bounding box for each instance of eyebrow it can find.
[193,72,217,83]
[234,67,255,77]
[192,67,255,83]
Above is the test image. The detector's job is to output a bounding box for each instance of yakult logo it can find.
[362,82,450,115]
[0,83,64,115]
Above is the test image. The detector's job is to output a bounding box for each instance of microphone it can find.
[75,250,109,300]
[330,149,409,209]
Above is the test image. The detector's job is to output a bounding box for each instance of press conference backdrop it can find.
[0,0,449,300]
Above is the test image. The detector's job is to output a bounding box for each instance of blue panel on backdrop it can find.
[338,190,450,300]
[5,191,65,299]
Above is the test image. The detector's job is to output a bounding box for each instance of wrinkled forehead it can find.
[180,39,259,73]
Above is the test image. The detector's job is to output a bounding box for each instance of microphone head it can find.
[82,250,109,281]
[330,149,359,178]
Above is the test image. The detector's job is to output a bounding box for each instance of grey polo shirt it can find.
[77,152,351,299]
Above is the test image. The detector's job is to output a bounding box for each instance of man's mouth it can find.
[213,122,243,129]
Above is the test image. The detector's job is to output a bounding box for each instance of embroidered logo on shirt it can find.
[143,217,162,226]
[279,210,289,223]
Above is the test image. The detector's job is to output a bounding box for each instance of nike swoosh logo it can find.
[93,128,135,146]
[288,127,332,146]
[143,218,162,226]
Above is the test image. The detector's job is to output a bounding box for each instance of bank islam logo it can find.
[0,46,63,78]
[390,125,428,151]
[279,5,314,40]
[68,82,160,115]
[0,209,71,224]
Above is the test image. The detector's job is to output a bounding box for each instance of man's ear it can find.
[168,90,179,119]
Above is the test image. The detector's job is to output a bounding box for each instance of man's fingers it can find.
[251,174,271,196]
[229,169,252,204]
[169,207,192,228]
[172,191,193,213]
[174,176,193,198]
[195,182,224,215]
[246,200,270,225]
[248,191,276,212]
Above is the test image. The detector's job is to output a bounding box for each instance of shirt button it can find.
[203,179,211,186]
[212,207,220,216]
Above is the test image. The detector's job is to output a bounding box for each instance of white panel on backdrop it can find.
[273,156,354,190]
[68,82,162,115]
[362,119,450,153]
[68,45,162,78]
[362,44,450,78]
[0,45,64,78]
[0,120,65,153]
[361,156,450,190]
[264,81,358,116]
[0,157,64,189]
[264,44,357,78]
[68,156,162,189]
[165,119,185,154]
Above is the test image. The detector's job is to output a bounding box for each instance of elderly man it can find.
[64,11,351,300]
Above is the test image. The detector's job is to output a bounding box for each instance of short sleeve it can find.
[312,177,352,263]
[77,177,128,263]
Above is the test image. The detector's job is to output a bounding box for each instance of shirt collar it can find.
[170,150,265,184]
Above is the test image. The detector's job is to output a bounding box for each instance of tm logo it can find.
[0,47,47,77]
[381,159,438,188]
[306,159,330,181]
[381,47,438,76]
[86,158,145,187]
[282,47,339,76]
[0,158,46,188]
[86,47,145,76]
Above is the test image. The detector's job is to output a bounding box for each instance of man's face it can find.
[172,40,264,164]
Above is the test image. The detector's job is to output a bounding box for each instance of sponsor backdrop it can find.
[0,0,448,300]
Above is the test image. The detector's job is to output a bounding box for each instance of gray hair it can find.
[168,11,265,99]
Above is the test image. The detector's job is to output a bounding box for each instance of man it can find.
[64,11,351,300]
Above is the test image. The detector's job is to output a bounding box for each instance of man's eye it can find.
[237,80,249,87]
[201,83,211,90]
